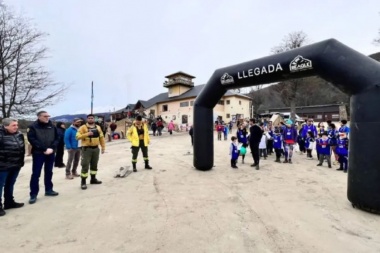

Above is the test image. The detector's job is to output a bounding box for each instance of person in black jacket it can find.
[54,121,66,168]
[27,111,60,204]
[189,125,193,145]
[249,118,263,170]
[0,118,25,216]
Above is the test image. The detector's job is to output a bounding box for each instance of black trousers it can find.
[250,142,260,165]
[298,139,306,152]
[267,140,274,154]
[131,140,148,162]
[54,142,65,166]
[275,148,282,159]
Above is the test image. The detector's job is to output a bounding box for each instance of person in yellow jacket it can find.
[127,115,152,172]
[76,114,105,190]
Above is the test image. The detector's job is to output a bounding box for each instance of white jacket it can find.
[259,132,271,149]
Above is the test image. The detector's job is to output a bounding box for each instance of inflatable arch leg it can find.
[193,39,380,214]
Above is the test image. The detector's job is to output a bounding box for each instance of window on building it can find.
[226,100,230,105]
[316,115,322,119]
[217,100,224,105]
[162,105,168,112]
[226,114,230,118]
[332,114,339,119]
[180,101,189,107]
[190,101,194,106]
[182,115,188,124]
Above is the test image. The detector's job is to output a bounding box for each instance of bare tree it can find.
[0,3,67,118]
[271,31,309,121]
[374,12,380,46]
[248,84,264,117]
[375,30,380,46]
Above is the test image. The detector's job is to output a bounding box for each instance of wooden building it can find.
[266,103,349,122]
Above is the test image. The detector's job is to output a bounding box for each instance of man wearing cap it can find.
[64,118,82,179]
[282,119,298,164]
[127,115,153,172]
[76,114,105,190]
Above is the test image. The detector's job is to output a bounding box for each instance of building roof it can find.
[165,71,196,79]
[112,104,136,114]
[267,104,343,114]
[131,84,251,111]
[369,52,380,61]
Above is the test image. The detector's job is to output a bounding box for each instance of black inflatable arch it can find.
[193,39,380,213]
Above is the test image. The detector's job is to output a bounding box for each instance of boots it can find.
[0,204,5,216]
[132,162,137,172]
[81,178,87,190]
[145,160,152,170]
[275,158,281,163]
[4,200,24,210]
[90,175,102,184]
[231,160,238,169]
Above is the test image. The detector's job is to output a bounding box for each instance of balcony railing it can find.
[163,79,194,87]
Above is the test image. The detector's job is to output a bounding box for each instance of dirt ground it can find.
[2,130,380,253]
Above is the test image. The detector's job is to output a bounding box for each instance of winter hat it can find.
[285,119,293,125]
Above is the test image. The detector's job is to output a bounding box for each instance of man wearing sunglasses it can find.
[27,111,60,204]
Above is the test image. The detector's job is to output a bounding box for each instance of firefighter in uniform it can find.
[76,114,105,190]
[127,115,152,172]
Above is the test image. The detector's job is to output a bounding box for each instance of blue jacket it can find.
[336,138,349,156]
[236,128,248,144]
[339,125,350,134]
[64,125,79,149]
[328,129,338,145]
[302,124,317,138]
[305,137,315,149]
[317,138,331,155]
[273,134,283,149]
[282,126,298,143]
[230,143,239,160]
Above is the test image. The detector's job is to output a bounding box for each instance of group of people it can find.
[215,122,233,141]
[229,118,350,173]
[0,112,153,217]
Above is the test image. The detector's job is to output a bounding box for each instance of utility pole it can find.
[91,81,94,114]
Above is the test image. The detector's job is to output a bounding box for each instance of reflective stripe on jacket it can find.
[127,123,150,147]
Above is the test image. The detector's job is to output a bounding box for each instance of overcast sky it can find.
[8,0,380,116]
